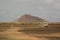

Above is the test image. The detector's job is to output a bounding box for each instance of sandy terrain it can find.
[0,23,60,40]
[0,28,49,40]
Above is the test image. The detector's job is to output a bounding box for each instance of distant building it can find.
[13,14,48,28]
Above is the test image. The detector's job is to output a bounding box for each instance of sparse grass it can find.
[18,30,59,34]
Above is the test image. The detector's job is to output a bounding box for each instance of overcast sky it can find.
[0,0,60,22]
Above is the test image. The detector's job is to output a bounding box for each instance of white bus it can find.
[43,22,48,27]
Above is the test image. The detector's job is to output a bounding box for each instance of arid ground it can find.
[0,23,60,40]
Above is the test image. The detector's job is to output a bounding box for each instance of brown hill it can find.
[14,14,47,23]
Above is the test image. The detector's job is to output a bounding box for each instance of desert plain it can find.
[0,23,60,40]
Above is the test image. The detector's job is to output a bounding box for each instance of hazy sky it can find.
[0,0,60,22]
